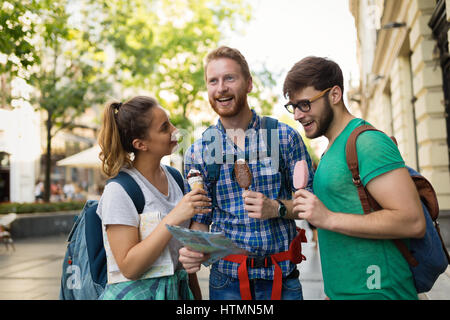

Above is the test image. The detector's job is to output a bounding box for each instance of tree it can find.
[0,0,40,76]
[32,0,111,201]
[0,0,40,107]
[93,0,256,129]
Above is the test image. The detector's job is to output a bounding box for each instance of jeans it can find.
[209,268,303,300]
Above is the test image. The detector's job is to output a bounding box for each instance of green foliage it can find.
[29,0,112,201]
[0,0,40,77]
[33,0,111,127]
[170,113,194,131]
[4,0,277,131]
[92,0,262,127]
[3,0,284,202]
[0,0,41,107]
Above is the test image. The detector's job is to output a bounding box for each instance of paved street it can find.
[0,235,66,299]
[0,222,448,300]
[0,220,325,300]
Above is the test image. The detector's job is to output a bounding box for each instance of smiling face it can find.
[291,86,334,139]
[133,105,178,157]
[205,57,252,119]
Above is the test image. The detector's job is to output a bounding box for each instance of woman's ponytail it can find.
[98,101,132,178]
[98,96,157,178]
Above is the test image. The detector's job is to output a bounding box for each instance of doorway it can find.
[0,152,10,202]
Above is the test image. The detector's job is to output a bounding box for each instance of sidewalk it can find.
[0,234,324,300]
[0,235,66,299]
[0,232,448,300]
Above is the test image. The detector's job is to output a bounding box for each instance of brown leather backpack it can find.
[345,124,449,282]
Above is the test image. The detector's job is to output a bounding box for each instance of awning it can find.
[56,145,101,168]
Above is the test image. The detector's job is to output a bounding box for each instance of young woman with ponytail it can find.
[96,96,210,300]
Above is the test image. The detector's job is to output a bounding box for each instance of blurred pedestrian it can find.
[35,180,44,202]
[63,181,75,201]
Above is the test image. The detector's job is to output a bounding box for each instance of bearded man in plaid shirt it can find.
[179,46,314,300]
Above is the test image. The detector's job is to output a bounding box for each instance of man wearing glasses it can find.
[283,56,425,300]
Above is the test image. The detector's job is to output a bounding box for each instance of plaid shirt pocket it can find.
[253,157,281,200]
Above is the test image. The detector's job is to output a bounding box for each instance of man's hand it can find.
[293,168,426,239]
[242,190,278,220]
[179,247,209,273]
[293,188,331,229]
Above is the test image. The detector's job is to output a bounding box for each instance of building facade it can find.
[350,0,450,245]
[0,99,100,203]
[0,105,41,203]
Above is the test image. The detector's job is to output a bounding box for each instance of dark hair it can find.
[98,96,158,177]
[283,56,344,99]
[204,46,251,80]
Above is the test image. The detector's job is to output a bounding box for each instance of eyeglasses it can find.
[284,87,332,114]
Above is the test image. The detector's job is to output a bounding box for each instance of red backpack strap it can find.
[270,227,307,300]
[345,124,419,267]
[223,227,307,300]
[221,254,252,300]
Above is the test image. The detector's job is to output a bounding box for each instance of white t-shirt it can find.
[96,166,189,282]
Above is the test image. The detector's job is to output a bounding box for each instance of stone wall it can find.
[10,211,78,239]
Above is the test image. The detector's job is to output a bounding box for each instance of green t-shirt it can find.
[314,118,418,300]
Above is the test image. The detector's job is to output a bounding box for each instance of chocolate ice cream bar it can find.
[234,159,252,190]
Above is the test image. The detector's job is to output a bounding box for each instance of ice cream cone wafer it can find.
[187,169,204,190]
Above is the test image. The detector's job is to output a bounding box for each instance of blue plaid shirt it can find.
[183,110,314,280]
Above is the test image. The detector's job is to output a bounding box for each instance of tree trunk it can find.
[44,109,52,202]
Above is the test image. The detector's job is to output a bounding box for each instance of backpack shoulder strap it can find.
[345,124,382,214]
[165,165,185,194]
[262,116,291,196]
[407,167,440,220]
[81,171,145,289]
[202,125,223,178]
[108,171,145,214]
[261,116,278,158]
[83,201,107,287]
[345,124,381,189]
[202,126,223,209]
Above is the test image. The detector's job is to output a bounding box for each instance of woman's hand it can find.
[165,188,211,225]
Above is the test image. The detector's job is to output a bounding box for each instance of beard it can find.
[209,88,248,118]
[309,96,334,139]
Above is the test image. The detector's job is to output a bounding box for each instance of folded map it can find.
[166,224,249,266]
